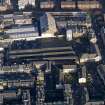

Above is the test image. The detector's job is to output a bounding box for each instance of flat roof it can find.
[10,38,73,51]
[0,73,33,81]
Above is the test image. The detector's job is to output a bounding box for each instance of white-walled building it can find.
[5,25,39,39]
[40,13,57,37]
[18,0,35,9]
[0,0,11,11]
[5,0,11,5]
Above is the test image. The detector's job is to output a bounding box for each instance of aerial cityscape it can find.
[0,0,105,105]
